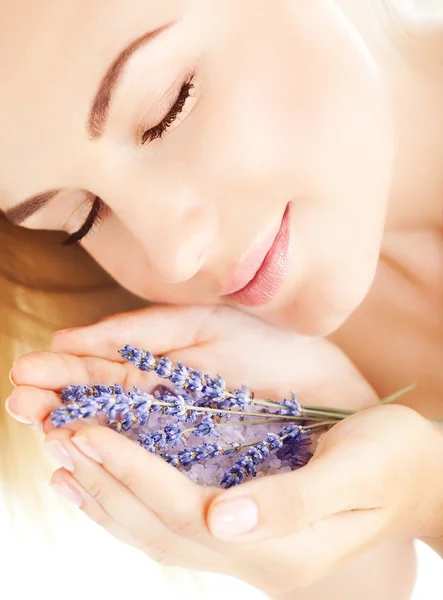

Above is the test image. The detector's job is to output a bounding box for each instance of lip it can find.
[224,203,291,307]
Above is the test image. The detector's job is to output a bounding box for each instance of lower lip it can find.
[230,204,292,307]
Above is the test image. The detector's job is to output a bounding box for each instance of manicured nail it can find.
[72,436,103,463]
[43,440,75,473]
[209,497,259,539]
[5,397,33,425]
[8,369,15,386]
[51,481,83,508]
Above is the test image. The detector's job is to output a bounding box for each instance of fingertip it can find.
[207,496,259,540]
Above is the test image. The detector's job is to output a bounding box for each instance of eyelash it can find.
[62,76,194,245]
[141,75,195,145]
[62,196,105,246]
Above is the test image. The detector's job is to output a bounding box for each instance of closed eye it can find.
[142,74,195,145]
[62,196,105,246]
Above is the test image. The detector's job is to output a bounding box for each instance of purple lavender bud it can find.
[276,431,312,469]
[163,424,184,446]
[202,442,222,459]
[121,412,137,431]
[236,454,256,476]
[276,392,302,416]
[255,442,270,462]
[177,446,207,466]
[280,425,303,442]
[51,404,81,428]
[130,388,153,418]
[93,384,111,395]
[186,369,204,393]
[138,431,167,452]
[202,375,226,401]
[78,401,100,420]
[139,350,156,372]
[119,345,142,365]
[233,384,251,410]
[170,361,189,388]
[222,441,242,457]
[265,432,283,451]
[220,466,244,489]
[182,394,198,422]
[61,385,85,404]
[164,395,187,421]
[155,357,173,379]
[162,453,180,467]
[193,416,219,437]
[246,446,263,466]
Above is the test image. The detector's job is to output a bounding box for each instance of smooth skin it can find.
[2,0,443,598]
[8,306,443,599]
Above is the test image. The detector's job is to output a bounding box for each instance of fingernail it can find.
[209,497,259,539]
[5,397,33,425]
[8,369,15,386]
[72,436,103,463]
[51,481,83,508]
[44,440,75,473]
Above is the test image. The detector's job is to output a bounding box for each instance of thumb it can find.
[50,305,217,360]
[207,439,379,542]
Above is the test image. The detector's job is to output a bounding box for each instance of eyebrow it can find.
[4,189,60,225]
[4,24,173,226]
[87,22,173,138]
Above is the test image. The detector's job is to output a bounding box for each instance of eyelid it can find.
[136,71,197,145]
[62,196,105,246]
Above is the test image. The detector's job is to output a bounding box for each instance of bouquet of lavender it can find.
[50,345,415,488]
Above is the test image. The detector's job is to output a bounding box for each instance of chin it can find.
[259,271,376,336]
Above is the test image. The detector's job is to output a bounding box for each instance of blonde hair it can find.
[0,216,236,599]
[0,213,146,527]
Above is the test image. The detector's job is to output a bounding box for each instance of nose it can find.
[130,199,217,284]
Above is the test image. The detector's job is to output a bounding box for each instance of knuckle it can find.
[163,512,203,540]
[83,479,108,507]
[139,541,175,566]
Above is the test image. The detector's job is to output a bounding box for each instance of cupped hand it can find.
[7,305,443,595]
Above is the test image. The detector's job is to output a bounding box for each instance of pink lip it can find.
[224,204,291,307]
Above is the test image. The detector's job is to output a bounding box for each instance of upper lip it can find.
[221,210,285,296]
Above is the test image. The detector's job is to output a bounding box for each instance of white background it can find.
[1,484,442,600]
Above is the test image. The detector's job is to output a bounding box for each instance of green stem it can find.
[377,383,417,405]
[153,400,297,421]
[182,418,305,436]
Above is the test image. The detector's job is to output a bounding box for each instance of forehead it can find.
[0,0,183,203]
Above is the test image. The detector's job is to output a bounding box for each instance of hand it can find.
[43,304,378,410]
[9,305,442,595]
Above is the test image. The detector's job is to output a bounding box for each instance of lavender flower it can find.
[220,426,308,488]
[193,416,219,437]
[50,347,327,489]
[275,393,302,416]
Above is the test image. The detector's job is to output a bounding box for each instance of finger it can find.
[50,468,209,569]
[50,467,150,551]
[50,305,217,360]
[10,351,157,393]
[246,509,388,588]
[6,385,63,431]
[207,452,381,542]
[5,385,107,435]
[45,424,215,541]
[45,427,223,569]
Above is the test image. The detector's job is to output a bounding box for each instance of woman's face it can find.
[0,0,396,335]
